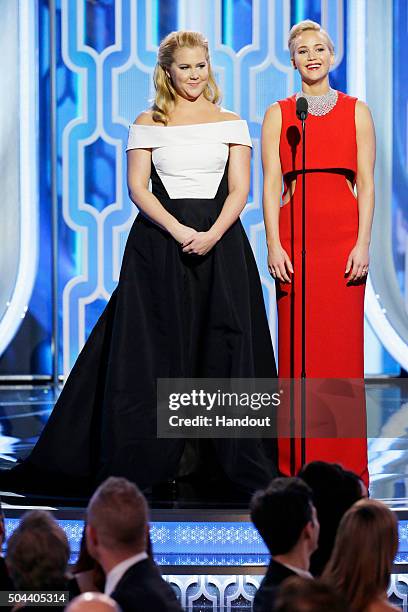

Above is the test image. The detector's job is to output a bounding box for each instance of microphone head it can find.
[296,97,308,120]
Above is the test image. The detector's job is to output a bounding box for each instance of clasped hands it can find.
[267,243,369,283]
[172,223,219,257]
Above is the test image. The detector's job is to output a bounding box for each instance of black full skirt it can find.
[1,167,277,497]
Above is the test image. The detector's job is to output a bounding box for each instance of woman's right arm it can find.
[262,103,293,283]
[127,114,197,245]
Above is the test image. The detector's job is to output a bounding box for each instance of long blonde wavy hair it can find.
[152,31,221,125]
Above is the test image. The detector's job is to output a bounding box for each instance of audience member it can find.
[69,522,105,598]
[323,499,399,611]
[273,575,348,611]
[0,499,14,590]
[66,592,121,612]
[86,477,182,612]
[250,477,319,612]
[298,461,365,575]
[6,510,69,611]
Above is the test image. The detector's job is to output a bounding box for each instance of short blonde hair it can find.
[87,477,148,551]
[288,20,334,57]
[152,30,221,125]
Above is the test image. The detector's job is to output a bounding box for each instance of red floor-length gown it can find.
[276,91,368,485]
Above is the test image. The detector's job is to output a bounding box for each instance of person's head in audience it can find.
[250,477,319,570]
[0,500,6,552]
[0,499,5,548]
[298,461,365,575]
[71,522,105,593]
[86,477,148,573]
[274,576,348,612]
[66,592,122,611]
[6,510,69,590]
[323,499,398,611]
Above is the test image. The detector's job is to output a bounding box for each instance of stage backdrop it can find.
[0,0,406,378]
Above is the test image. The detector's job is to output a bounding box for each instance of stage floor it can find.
[0,380,408,504]
[1,381,408,610]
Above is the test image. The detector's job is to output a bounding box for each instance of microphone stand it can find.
[300,114,306,467]
[296,97,308,469]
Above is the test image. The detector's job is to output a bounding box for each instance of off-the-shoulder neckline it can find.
[130,119,246,129]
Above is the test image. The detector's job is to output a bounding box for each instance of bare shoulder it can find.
[219,109,241,121]
[355,99,370,112]
[355,100,375,142]
[264,102,282,120]
[262,102,282,133]
[355,99,373,122]
[133,110,156,126]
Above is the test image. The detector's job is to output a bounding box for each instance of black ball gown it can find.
[0,117,277,498]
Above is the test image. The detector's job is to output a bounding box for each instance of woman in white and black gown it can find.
[0,31,277,499]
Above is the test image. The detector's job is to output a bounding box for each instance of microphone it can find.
[296,97,308,121]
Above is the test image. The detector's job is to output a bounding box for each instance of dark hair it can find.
[87,477,148,552]
[6,510,70,590]
[73,522,105,591]
[250,477,313,555]
[298,461,363,575]
[0,498,5,545]
[274,576,348,612]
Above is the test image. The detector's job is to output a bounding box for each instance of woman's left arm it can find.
[345,100,376,281]
[182,143,251,255]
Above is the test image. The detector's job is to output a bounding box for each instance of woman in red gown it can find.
[262,20,375,486]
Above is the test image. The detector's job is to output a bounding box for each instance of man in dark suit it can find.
[86,477,182,612]
[250,477,320,612]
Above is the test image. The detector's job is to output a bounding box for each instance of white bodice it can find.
[126,119,252,199]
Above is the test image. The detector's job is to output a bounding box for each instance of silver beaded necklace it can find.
[295,88,338,116]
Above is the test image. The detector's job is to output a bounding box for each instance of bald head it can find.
[66,593,121,612]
